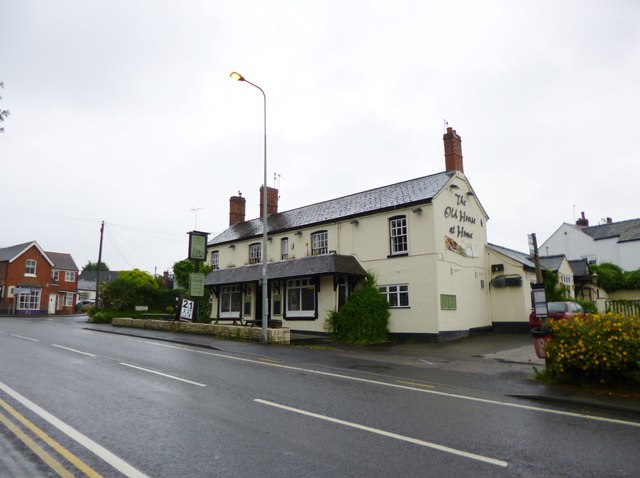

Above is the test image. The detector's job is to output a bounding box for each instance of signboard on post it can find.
[189,273,205,297]
[188,231,209,262]
[180,299,195,321]
[531,284,548,319]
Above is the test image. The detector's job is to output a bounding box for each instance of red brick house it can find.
[0,241,79,315]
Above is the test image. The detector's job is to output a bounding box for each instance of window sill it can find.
[387,253,409,259]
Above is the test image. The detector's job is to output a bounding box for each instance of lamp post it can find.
[230,71,269,344]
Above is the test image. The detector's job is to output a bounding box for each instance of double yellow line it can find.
[0,398,101,477]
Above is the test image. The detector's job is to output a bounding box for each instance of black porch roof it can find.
[204,254,367,287]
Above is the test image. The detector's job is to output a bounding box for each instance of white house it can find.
[541,213,640,271]
[205,128,492,340]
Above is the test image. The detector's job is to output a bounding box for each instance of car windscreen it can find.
[547,302,568,313]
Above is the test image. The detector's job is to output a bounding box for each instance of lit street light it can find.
[230,71,269,344]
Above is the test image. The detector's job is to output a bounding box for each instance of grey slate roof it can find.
[539,255,565,273]
[0,242,35,262]
[77,271,120,283]
[581,218,640,243]
[487,243,536,269]
[205,254,367,287]
[46,252,79,271]
[210,171,454,245]
[569,259,590,278]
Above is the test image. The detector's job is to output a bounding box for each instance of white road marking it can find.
[52,344,96,357]
[192,349,640,428]
[255,398,508,467]
[120,363,206,387]
[10,334,39,342]
[0,380,150,478]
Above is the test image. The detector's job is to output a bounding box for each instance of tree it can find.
[82,260,110,272]
[101,269,158,310]
[172,259,211,289]
[590,263,625,293]
[0,81,9,133]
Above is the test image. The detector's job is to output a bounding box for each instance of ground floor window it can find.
[379,284,409,308]
[64,292,74,307]
[286,278,316,318]
[220,285,242,317]
[17,290,41,310]
[440,294,457,310]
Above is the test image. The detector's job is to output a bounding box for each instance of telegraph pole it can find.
[95,221,104,309]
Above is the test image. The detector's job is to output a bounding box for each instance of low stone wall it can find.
[111,318,290,344]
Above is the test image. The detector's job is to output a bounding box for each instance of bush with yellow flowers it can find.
[544,313,640,385]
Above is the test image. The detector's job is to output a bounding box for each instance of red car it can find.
[529,301,585,329]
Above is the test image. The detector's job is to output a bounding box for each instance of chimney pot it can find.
[576,211,589,227]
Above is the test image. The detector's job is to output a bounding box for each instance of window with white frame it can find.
[311,231,328,256]
[64,292,74,307]
[52,270,59,281]
[281,238,289,260]
[17,290,41,310]
[25,259,37,275]
[211,250,219,269]
[389,216,408,255]
[561,274,571,285]
[286,278,316,317]
[249,243,261,264]
[379,284,409,308]
[220,285,242,317]
[65,271,76,282]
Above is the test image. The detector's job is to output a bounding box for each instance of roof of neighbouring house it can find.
[205,253,367,286]
[210,171,457,245]
[539,255,566,273]
[486,243,536,270]
[46,252,79,271]
[0,241,55,266]
[581,218,640,243]
[77,271,120,283]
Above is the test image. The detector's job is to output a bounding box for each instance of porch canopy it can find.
[204,253,367,288]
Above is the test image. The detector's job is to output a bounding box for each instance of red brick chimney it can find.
[576,211,589,227]
[443,127,464,173]
[229,193,246,226]
[260,186,279,218]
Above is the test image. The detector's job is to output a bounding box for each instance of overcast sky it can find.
[1,0,638,274]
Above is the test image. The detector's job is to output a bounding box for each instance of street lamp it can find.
[230,71,269,344]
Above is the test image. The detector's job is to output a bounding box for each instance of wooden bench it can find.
[213,318,244,326]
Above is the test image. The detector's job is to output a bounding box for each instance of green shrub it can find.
[545,313,640,385]
[325,273,390,345]
[576,299,597,314]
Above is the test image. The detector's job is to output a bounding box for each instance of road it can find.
[1,316,639,477]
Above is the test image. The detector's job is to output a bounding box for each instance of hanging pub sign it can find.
[189,272,205,297]
[188,231,209,262]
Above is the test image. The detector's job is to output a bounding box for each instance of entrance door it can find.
[48,294,57,314]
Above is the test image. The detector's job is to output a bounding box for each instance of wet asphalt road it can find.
[1,316,639,477]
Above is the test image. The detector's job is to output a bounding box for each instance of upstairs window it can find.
[65,271,76,282]
[311,231,328,256]
[52,270,59,281]
[25,259,37,276]
[389,216,408,255]
[281,238,289,260]
[249,243,261,264]
[211,250,220,270]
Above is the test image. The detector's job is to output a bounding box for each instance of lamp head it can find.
[230,71,245,82]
